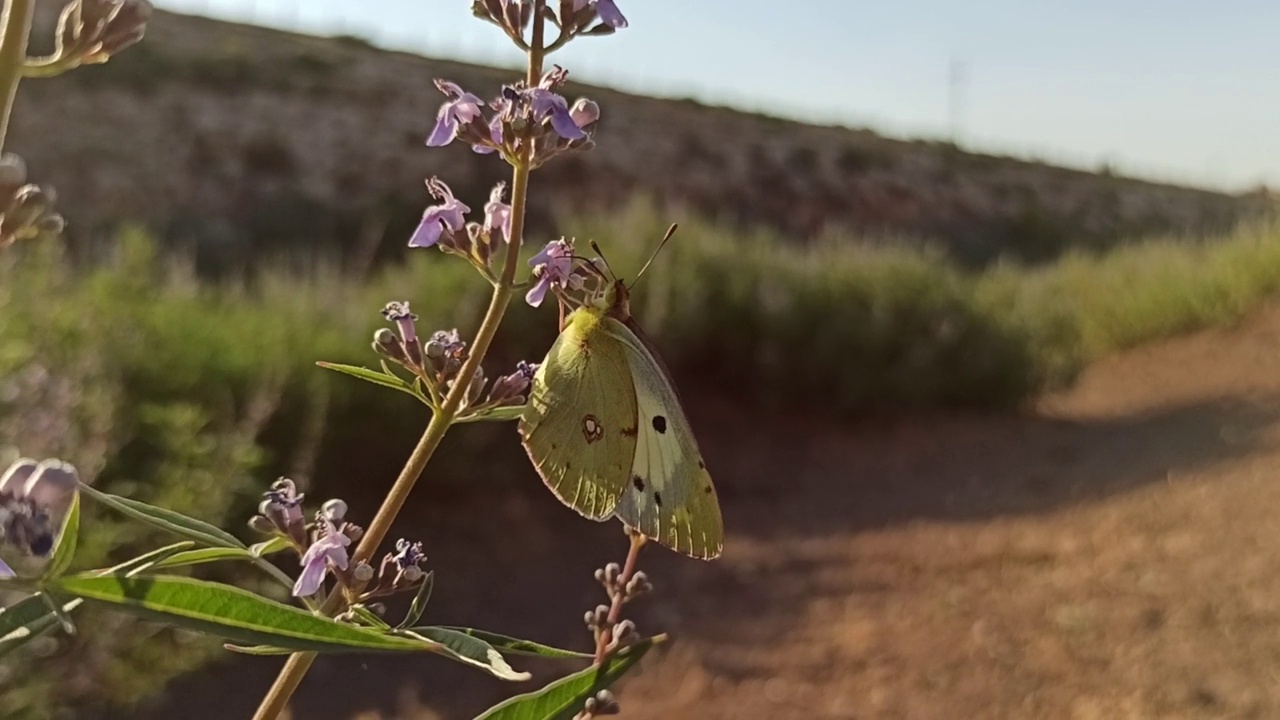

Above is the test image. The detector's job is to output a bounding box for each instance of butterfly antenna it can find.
[631,223,678,289]
[588,240,620,283]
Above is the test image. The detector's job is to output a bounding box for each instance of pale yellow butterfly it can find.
[518,232,723,559]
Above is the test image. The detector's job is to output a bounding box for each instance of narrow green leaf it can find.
[249,536,292,557]
[79,484,246,549]
[397,570,434,629]
[475,636,664,720]
[434,626,591,660]
[457,405,527,424]
[317,362,420,398]
[109,542,198,576]
[40,492,80,581]
[0,594,83,656]
[151,547,258,569]
[0,542,195,656]
[400,627,532,681]
[51,573,433,654]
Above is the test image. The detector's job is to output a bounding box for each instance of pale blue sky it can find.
[157,0,1278,191]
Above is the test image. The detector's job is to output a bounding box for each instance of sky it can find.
[156,0,1279,192]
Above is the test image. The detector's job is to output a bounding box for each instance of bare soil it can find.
[142,303,1280,720]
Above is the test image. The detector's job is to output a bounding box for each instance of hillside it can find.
[13,10,1274,269]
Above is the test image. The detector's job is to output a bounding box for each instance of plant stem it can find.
[250,5,549,719]
[0,0,35,152]
[594,531,646,663]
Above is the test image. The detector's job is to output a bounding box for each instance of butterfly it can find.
[518,230,724,560]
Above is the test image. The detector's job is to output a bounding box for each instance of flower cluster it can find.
[0,457,79,577]
[58,0,153,64]
[249,478,430,602]
[424,65,601,168]
[473,0,628,50]
[372,301,539,414]
[0,154,64,248]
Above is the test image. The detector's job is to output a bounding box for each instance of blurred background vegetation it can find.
[3,196,1280,716]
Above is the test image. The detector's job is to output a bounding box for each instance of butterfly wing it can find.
[519,309,639,521]
[604,317,724,560]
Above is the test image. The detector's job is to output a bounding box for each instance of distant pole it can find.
[948,55,967,146]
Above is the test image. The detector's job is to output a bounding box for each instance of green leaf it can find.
[51,573,435,654]
[249,536,291,557]
[151,547,259,569]
[475,636,665,720]
[434,626,591,660]
[107,542,200,577]
[0,593,83,656]
[396,570,434,629]
[317,362,421,399]
[400,627,532,681]
[40,492,80,581]
[79,484,246,549]
[0,542,195,656]
[457,405,527,424]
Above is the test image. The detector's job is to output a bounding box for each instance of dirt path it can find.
[145,304,1280,720]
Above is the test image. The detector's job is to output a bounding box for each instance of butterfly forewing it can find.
[519,309,638,520]
[604,317,724,560]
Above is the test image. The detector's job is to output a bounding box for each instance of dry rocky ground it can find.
[131,303,1280,719]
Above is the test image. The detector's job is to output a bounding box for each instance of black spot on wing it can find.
[621,426,638,438]
[632,475,645,491]
[704,485,713,494]
[654,491,663,507]
[697,459,705,469]
[652,416,667,433]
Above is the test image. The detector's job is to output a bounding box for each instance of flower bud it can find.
[0,153,27,190]
[399,564,424,585]
[352,561,375,583]
[569,98,600,129]
[321,498,347,523]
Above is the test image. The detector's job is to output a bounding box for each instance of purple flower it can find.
[530,88,586,141]
[0,458,79,578]
[472,113,504,155]
[260,478,307,547]
[426,328,466,360]
[426,80,485,147]
[484,183,513,244]
[527,66,586,141]
[292,519,350,597]
[572,0,628,28]
[381,301,419,347]
[526,239,574,307]
[392,538,426,569]
[391,538,426,584]
[409,178,470,249]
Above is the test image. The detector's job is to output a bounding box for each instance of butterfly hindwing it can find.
[519,309,638,520]
[604,317,724,560]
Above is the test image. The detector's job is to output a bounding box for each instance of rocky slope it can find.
[13,10,1273,267]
